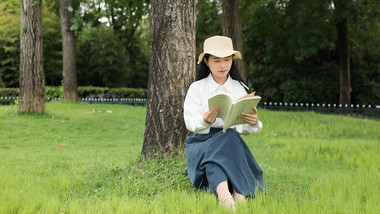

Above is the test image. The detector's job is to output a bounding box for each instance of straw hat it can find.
[197,36,242,64]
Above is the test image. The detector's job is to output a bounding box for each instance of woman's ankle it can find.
[232,188,246,203]
[216,181,236,209]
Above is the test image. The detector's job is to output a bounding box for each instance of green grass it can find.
[0,102,379,213]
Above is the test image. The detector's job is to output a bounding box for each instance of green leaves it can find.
[0,1,21,88]
[240,0,380,105]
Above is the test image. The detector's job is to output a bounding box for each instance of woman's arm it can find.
[184,84,213,134]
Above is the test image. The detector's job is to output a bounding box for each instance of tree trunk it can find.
[335,0,351,105]
[60,0,79,101]
[141,0,196,159]
[222,0,246,82]
[19,0,45,113]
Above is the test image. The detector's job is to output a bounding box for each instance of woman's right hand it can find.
[203,107,218,124]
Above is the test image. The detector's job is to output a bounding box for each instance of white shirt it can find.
[184,74,263,134]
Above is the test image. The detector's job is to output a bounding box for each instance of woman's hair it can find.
[196,54,250,94]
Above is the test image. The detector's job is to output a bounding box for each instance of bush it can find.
[77,87,147,99]
[0,88,18,97]
[0,87,148,99]
[45,86,60,98]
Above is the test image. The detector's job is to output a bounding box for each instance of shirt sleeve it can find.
[184,83,212,134]
[235,119,263,135]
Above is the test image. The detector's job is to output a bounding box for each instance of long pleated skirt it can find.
[186,128,266,196]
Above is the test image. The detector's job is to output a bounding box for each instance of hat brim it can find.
[197,50,241,64]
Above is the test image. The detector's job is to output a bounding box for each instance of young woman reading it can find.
[184,36,266,210]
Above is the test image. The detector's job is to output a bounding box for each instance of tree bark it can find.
[141,0,196,159]
[60,0,79,101]
[19,0,45,113]
[222,0,246,82]
[335,0,351,105]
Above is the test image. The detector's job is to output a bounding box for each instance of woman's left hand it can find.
[241,107,259,125]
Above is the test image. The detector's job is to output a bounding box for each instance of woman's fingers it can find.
[204,107,259,125]
[241,114,257,125]
[203,108,218,124]
[241,107,258,125]
[252,107,258,114]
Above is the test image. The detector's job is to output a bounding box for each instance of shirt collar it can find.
[206,73,233,93]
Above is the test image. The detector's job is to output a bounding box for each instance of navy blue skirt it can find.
[186,128,266,196]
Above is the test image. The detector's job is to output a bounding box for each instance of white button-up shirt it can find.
[184,74,263,134]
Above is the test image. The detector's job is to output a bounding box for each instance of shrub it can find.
[0,86,148,99]
[45,86,60,98]
[0,88,18,97]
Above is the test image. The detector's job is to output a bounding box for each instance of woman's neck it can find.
[211,74,228,85]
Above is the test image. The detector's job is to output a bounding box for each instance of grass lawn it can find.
[0,102,379,213]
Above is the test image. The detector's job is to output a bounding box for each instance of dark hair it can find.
[196,54,250,94]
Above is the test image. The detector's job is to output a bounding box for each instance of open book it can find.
[208,92,261,132]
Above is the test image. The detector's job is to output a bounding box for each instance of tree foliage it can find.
[0,0,20,88]
[240,0,380,105]
[43,2,62,86]
[195,0,222,58]
[72,0,150,88]
[0,0,62,87]
[0,0,379,104]
[0,0,150,89]
[76,25,131,87]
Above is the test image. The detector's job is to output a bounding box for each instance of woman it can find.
[184,36,266,209]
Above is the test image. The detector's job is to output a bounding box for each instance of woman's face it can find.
[205,55,233,84]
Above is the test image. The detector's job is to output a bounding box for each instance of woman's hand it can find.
[241,107,259,125]
[203,107,218,124]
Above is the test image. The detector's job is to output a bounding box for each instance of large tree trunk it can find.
[222,0,246,82]
[19,0,45,113]
[60,0,79,101]
[141,0,196,159]
[336,18,351,105]
[335,0,351,105]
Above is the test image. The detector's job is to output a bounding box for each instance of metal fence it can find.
[1,97,379,120]
[260,102,380,120]
[0,97,147,106]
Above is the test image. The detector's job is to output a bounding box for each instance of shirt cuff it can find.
[239,120,263,135]
[249,120,262,128]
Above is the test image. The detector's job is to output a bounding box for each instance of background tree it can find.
[72,0,150,88]
[43,2,63,86]
[195,0,222,58]
[19,0,46,113]
[141,0,196,158]
[348,0,380,104]
[334,0,351,105]
[241,0,337,103]
[60,0,79,101]
[0,0,62,88]
[222,0,246,82]
[1,0,379,105]
[77,24,131,87]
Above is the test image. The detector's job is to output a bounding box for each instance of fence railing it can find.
[76,97,147,106]
[0,97,147,106]
[260,102,380,120]
[1,97,379,119]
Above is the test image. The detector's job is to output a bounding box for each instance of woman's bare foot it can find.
[219,196,236,211]
[233,192,246,203]
[216,181,236,211]
[232,187,246,203]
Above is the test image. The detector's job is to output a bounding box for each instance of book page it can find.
[224,96,261,130]
[236,91,256,102]
[208,94,233,121]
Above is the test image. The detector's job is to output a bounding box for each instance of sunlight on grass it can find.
[0,102,379,213]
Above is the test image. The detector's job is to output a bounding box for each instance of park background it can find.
[1,0,379,105]
[1,0,380,213]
